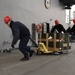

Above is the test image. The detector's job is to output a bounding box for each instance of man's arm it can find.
[12,25,20,46]
[61,25,66,32]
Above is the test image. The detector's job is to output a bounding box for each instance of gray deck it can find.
[0,43,75,75]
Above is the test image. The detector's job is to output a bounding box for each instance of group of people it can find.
[51,19,75,42]
[51,19,75,35]
[3,15,75,61]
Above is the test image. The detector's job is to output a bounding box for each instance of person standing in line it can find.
[4,16,34,61]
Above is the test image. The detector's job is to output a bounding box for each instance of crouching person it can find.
[4,16,34,61]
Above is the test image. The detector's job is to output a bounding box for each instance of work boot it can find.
[20,57,29,61]
[30,50,34,57]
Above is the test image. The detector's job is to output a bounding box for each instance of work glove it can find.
[11,44,14,48]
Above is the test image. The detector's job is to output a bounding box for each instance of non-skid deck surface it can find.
[0,43,75,75]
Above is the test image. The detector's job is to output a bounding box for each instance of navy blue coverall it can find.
[51,24,66,33]
[10,21,33,58]
[70,24,75,40]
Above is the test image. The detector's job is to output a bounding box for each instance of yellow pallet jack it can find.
[37,42,53,54]
[36,33,62,55]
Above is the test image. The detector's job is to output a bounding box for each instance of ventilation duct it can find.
[59,0,75,9]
